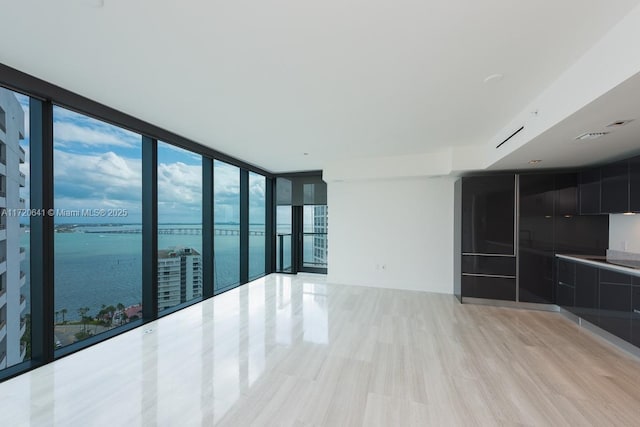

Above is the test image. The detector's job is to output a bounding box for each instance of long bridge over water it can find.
[84,228,264,236]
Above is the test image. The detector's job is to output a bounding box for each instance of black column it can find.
[142,136,158,321]
[202,157,214,298]
[240,169,249,284]
[265,177,275,274]
[29,98,54,365]
[292,205,302,274]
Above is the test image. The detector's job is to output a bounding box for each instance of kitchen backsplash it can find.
[609,213,640,254]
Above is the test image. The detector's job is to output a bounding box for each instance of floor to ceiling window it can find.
[0,66,278,381]
[157,142,203,312]
[0,87,30,371]
[53,106,142,347]
[248,172,266,280]
[214,160,240,290]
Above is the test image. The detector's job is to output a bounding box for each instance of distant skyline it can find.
[14,97,266,224]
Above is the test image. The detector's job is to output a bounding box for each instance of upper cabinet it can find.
[600,160,630,213]
[462,175,515,255]
[578,155,640,214]
[630,156,640,212]
[578,168,601,215]
[555,173,578,217]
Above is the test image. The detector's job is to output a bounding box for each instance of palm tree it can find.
[61,308,67,324]
[117,303,125,325]
[77,307,90,332]
[104,305,117,327]
[55,311,59,324]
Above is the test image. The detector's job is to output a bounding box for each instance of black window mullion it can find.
[142,136,158,321]
[240,169,249,284]
[265,176,275,274]
[202,157,214,298]
[29,98,54,364]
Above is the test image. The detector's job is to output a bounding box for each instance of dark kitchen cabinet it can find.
[519,174,554,303]
[554,172,608,255]
[462,255,516,277]
[574,263,599,325]
[630,156,640,212]
[461,275,516,301]
[579,168,601,215]
[462,175,515,255]
[555,173,578,217]
[461,175,516,301]
[556,260,575,309]
[600,160,629,213]
[632,286,640,348]
[599,269,633,342]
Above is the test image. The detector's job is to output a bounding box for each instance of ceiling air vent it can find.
[575,132,609,141]
[606,119,634,128]
[496,126,524,149]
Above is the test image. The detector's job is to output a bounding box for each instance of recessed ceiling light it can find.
[606,119,634,128]
[623,212,636,216]
[529,159,542,165]
[483,74,504,84]
[575,132,609,141]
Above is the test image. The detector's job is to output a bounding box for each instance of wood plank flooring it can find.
[1,273,640,426]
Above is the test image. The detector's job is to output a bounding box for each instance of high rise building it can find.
[312,205,328,268]
[0,88,27,369]
[157,247,202,312]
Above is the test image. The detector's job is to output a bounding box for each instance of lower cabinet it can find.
[558,259,639,347]
[633,287,640,348]
[598,270,633,342]
[574,264,599,325]
[556,260,575,309]
[461,275,516,301]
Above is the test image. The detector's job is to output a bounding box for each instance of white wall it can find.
[327,177,455,294]
[609,214,640,254]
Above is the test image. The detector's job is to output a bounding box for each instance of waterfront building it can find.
[157,247,202,312]
[0,88,27,369]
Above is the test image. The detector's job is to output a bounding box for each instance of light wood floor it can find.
[1,274,640,426]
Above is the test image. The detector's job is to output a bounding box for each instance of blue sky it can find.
[14,94,266,225]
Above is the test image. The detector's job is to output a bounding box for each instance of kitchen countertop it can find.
[556,254,640,277]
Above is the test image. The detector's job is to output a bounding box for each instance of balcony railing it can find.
[20,295,26,304]
[0,256,5,263]
[20,271,26,279]
[0,157,5,166]
[20,247,25,254]
[19,172,25,179]
[0,320,6,330]
[0,352,5,364]
[0,288,5,297]
[0,225,5,230]
[0,191,5,198]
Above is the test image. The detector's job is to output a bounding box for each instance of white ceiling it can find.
[1,0,639,172]
[490,70,640,171]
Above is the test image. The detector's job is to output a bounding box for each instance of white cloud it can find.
[54,121,138,148]
[158,161,202,204]
[54,150,142,220]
